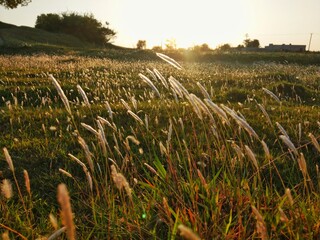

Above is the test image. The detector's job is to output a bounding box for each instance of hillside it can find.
[0,21,94,48]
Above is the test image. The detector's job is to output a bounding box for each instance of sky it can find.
[1,0,320,51]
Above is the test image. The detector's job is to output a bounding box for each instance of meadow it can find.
[0,52,319,239]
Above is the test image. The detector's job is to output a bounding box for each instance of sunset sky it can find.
[1,0,320,51]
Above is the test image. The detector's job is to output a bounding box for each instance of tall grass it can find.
[0,53,319,239]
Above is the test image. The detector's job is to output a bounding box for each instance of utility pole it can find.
[308,33,313,51]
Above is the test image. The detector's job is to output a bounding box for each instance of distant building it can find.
[265,44,306,52]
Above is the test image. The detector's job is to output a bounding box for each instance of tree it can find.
[192,43,211,52]
[0,0,30,9]
[136,40,146,49]
[216,43,231,52]
[165,38,177,50]
[35,12,116,46]
[244,38,260,48]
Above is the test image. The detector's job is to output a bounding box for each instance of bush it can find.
[35,12,116,46]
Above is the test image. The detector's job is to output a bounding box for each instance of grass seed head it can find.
[3,147,14,172]
[57,183,75,240]
[178,224,201,240]
[1,179,13,199]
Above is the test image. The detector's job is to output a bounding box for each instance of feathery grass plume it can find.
[23,169,31,195]
[77,136,94,172]
[251,205,268,240]
[110,165,132,199]
[47,227,66,240]
[231,142,244,160]
[308,133,320,152]
[105,101,113,120]
[204,99,230,125]
[276,122,290,140]
[169,76,189,97]
[190,94,215,122]
[57,184,75,240]
[178,224,201,240]
[49,74,71,115]
[3,147,14,172]
[257,103,272,126]
[285,188,294,206]
[245,145,259,172]
[139,73,161,97]
[278,207,289,223]
[168,77,184,98]
[159,141,168,156]
[261,140,271,160]
[153,68,169,89]
[49,213,58,230]
[279,135,298,156]
[127,110,144,126]
[1,179,13,199]
[298,153,308,179]
[156,52,183,70]
[188,94,203,120]
[125,135,140,146]
[146,68,157,81]
[81,122,99,136]
[262,87,280,103]
[222,105,260,140]
[2,231,10,240]
[162,197,171,219]
[196,82,211,100]
[97,116,117,131]
[59,168,73,178]
[144,163,160,177]
[120,99,132,111]
[77,84,90,107]
[68,153,93,191]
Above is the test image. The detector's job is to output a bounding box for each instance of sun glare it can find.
[110,0,249,49]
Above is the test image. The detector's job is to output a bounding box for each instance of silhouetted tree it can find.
[244,38,260,48]
[217,43,231,51]
[0,0,30,8]
[35,12,116,46]
[192,43,211,52]
[165,38,177,50]
[136,40,146,49]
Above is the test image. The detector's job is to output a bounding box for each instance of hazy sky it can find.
[1,0,320,51]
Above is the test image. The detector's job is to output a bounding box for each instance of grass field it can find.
[0,51,319,239]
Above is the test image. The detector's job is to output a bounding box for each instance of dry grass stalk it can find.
[111,165,132,199]
[257,103,272,126]
[162,197,171,219]
[77,136,94,172]
[308,133,320,152]
[105,101,113,120]
[251,205,268,240]
[262,87,280,103]
[127,110,144,126]
[156,52,183,70]
[279,135,298,156]
[204,99,230,125]
[178,224,201,240]
[23,170,31,195]
[68,154,93,191]
[153,68,169,89]
[47,227,66,240]
[81,123,99,136]
[49,213,58,230]
[77,85,90,107]
[1,179,13,199]
[2,231,10,240]
[57,184,75,240]
[144,163,159,177]
[120,98,131,111]
[196,82,211,100]
[261,140,271,160]
[278,207,289,223]
[285,188,294,206]
[59,168,73,178]
[276,122,290,140]
[3,147,14,172]
[49,74,71,115]
[139,73,161,97]
[245,145,259,172]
